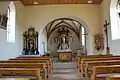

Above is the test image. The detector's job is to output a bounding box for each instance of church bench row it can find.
[84,60,120,77]
[80,57,120,76]
[0,78,30,80]
[16,56,53,64]
[16,59,52,72]
[0,60,50,73]
[17,55,53,58]
[14,56,53,70]
[10,57,53,72]
[0,56,53,80]
[76,54,113,70]
[77,55,120,72]
[106,74,120,80]
[0,63,47,80]
[76,55,120,80]
[91,65,120,80]
[0,68,41,80]
[16,56,53,63]
[81,57,120,69]
[15,56,53,76]
[16,56,53,61]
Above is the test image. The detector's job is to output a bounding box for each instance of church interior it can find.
[0,0,120,80]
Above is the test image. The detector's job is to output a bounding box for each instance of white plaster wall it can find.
[100,0,120,55]
[0,1,24,60]
[25,4,101,34]
[39,28,47,55]
[47,30,58,57]
[24,4,101,55]
[15,1,25,56]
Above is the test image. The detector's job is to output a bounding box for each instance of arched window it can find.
[110,0,120,40]
[7,1,16,43]
[82,26,85,45]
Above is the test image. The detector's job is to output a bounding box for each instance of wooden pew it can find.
[11,57,53,70]
[76,54,113,71]
[81,57,120,76]
[85,60,120,77]
[17,56,53,65]
[10,58,53,71]
[0,60,51,73]
[0,68,41,80]
[16,56,53,62]
[0,63,47,80]
[17,56,53,60]
[0,78,30,80]
[91,65,120,80]
[106,74,120,80]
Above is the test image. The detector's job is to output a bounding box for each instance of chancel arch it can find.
[39,17,92,56]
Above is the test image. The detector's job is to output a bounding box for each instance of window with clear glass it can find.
[7,1,15,43]
[82,26,85,45]
[110,0,120,40]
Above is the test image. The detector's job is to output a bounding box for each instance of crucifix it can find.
[104,20,110,54]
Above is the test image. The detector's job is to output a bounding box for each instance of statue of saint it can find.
[60,33,70,50]
[59,45,61,50]
[29,40,34,51]
[61,34,66,43]
[67,33,73,49]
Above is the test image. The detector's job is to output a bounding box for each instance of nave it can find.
[1,0,120,80]
[50,58,81,80]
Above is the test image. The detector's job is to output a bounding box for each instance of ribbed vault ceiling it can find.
[45,18,87,40]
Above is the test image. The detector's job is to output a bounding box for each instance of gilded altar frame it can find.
[22,27,39,55]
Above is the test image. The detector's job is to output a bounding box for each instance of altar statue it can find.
[61,34,66,43]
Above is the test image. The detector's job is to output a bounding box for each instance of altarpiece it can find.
[22,27,39,55]
[52,27,73,61]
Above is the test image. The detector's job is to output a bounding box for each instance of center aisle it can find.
[50,58,82,80]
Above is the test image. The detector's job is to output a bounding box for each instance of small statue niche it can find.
[22,27,39,55]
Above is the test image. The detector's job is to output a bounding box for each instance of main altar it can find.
[57,49,72,62]
[53,27,73,62]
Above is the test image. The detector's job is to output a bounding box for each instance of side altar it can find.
[22,27,39,55]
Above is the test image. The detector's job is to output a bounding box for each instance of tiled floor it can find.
[50,58,83,80]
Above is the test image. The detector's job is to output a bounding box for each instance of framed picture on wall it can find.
[94,33,104,51]
[0,13,8,30]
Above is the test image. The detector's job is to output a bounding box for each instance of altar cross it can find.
[104,20,110,54]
